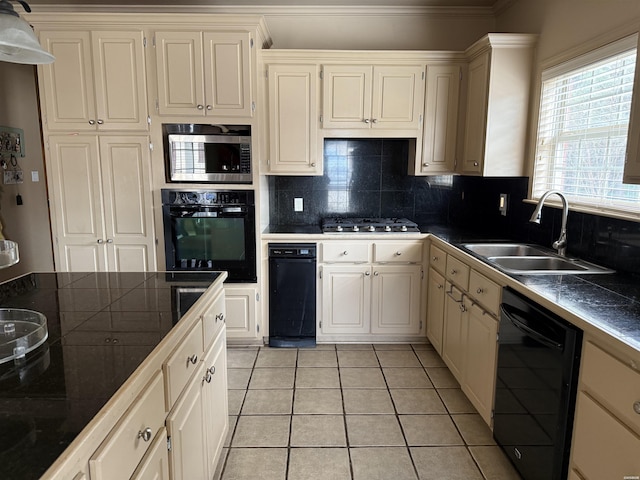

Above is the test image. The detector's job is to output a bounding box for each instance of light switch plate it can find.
[499,193,508,216]
[294,197,303,212]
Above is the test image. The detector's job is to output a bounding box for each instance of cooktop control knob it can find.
[336,225,343,232]
[384,225,391,232]
[367,225,375,232]
[352,226,359,232]
[400,225,408,232]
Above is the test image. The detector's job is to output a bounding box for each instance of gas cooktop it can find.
[322,217,420,233]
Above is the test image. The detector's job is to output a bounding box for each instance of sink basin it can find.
[460,243,614,275]
[462,243,549,257]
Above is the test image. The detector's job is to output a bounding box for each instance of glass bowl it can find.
[0,309,48,365]
[0,240,19,269]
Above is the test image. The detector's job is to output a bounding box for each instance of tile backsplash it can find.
[268,138,640,275]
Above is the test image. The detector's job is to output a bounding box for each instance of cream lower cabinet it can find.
[442,282,467,380]
[166,325,228,480]
[426,267,445,354]
[46,135,156,272]
[570,339,640,479]
[155,31,253,117]
[264,61,322,174]
[38,29,148,132]
[319,240,423,341]
[225,286,259,342]
[131,426,170,480]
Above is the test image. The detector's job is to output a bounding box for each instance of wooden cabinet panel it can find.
[442,283,466,382]
[202,290,226,349]
[322,65,372,129]
[429,244,447,274]
[373,241,422,263]
[572,392,640,480]
[426,267,446,354]
[461,51,489,175]
[468,270,501,317]
[372,65,424,129]
[266,63,322,174]
[90,371,166,480]
[131,427,170,480]
[164,319,204,409]
[417,64,461,175]
[224,286,258,340]
[371,264,421,335]
[445,255,470,290]
[322,241,370,263]
[321,265,371,334]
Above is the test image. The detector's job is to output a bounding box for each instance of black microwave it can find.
[163,124,251,184]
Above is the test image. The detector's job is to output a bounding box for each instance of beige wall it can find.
[0,62,54,281]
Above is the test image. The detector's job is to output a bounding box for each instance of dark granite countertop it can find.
[0,271,222,480]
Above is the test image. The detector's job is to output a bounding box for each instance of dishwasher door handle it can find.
[500,304,564,350]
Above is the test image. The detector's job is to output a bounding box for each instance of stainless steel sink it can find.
[460,243,614,275]
[462,243,548,257]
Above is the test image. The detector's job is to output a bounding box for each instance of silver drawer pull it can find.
[634,401,640,414]
[188,354,198,365]
[203,372,212,384]
[374,271,379,276]
[432,256,438,261]
[365,271,371,276]
[437,284,443,289]
[138,427,152,442]
[343,251,348,255]
[395,251,402,256]
[450,269,457,275]
[477,288,484,294]
[215,313,225,322]
[208,365,216,375]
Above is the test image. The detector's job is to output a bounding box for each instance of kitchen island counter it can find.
[0,271,224,480]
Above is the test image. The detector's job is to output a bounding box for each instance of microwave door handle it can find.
[500,304,564,350]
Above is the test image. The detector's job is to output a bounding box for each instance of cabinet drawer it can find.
[374,241,422,263]
[90,371,165,480]
[429,245,446,274]
[572,391,640,479]
[164,319,204,409]
[581,341,640,434]
[203,292,225,350]
[468,270,500,317]
[445,255,470,290]
[322,241,370,263]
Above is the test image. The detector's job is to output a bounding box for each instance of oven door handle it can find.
[500,304,564,350]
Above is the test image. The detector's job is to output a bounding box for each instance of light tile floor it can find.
[215,343,521,480]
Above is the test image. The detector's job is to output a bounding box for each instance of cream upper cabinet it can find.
[265,63,322,175]
[322,64,424,130]
[155,31,253,117]
[624,34,640,183]
[460,34,537,176]
[415,64,462,175]
[38,30,148,131]
[47,135,156,272]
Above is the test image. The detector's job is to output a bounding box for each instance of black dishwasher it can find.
[268,243,316,347]
[494,287,582,480]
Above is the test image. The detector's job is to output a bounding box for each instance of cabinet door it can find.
[39,31,96,131]
[224,286,258,340]
[99,136,155,272]
[47,135,107,271]
[371,65,424,129]
[203,31,252,117]
[461,51,490,175]
[321,265,371,334]
[131,426,170,480]
[155,31,205,116]
[426,268,445,354]
[202,329,229,479]
[442,284,467,382]
[419,65,461,174]
[267,64,322,174]
[322,65,372,129]
[91,31,148,131]
[462,303,498,426]
[166,364,208,480]
[371,264,422,335]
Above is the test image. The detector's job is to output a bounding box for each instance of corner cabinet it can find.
[321,64,425,130]
[38,30,149,131]
[319,239,424,342]
[460,34,537,176]
[264,62,322,175]
[46,135,156,272]
[154,31,254,117]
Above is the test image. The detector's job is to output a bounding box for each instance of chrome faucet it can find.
[529,190,569,256]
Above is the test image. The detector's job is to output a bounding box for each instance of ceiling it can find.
[24,0,501,6]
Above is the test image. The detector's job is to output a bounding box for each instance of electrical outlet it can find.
[3,170,23,185]
[294,197,303,212]
[499,193,508,216]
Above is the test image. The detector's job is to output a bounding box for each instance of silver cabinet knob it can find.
[97,239,104,244]
[423,163,430,167]
[437,284,443,289]
[215,313,224,323]
[395,251,402,256]
[473,162,479,167]
[197,104,204,110]
[188,354,198,365]
[106,239,113,244]
[365,271,371,276]
[450,269,457,275]
[477,288,483,294]
[206,105,212,110]
[208,365,216,375]
[88,119,96,125]
[460,304,466,312]
[363,118,370,124]
[343,251,348,255]
[310,162,316,167]
[203,372,212,384]
[634,401,640,414]
[432,256,438,261]
[96,119,104,125]
[138,427,152,442]
[372,118,378,124]
[374,271,379,276]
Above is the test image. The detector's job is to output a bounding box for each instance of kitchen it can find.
[0,0,639,479]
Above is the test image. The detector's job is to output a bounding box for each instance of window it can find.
[532,35,640,215]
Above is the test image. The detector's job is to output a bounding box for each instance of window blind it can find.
[533,35,640,214]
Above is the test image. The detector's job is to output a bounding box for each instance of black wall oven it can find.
[161,189,256,283]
